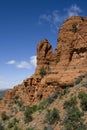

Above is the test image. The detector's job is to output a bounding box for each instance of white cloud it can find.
[16,61,31,69]
[6,55,37,70]
[52,10,60,23]
[66,4,82,17]
[30,56,37,67]
[39,14,52,23]
[39,10,61,31]
[2,56,37,89]
[6,60,16,64]
[0,79,22,90]
[39,4,82,32]
[0,80,9,88]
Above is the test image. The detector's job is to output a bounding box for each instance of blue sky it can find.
[0,0,86,89]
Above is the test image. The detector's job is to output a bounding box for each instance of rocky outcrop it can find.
[0,16,87,110]
[35,16,87,77]
[39,16,87,87]
[54,16,87,66]
[35,38,53,74]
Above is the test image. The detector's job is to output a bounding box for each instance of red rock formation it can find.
[0,16,87,110]
[54,16,87,67]
[35,38,53,74]
[40,16,87,87]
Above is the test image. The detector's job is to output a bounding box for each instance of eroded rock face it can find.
[35,38,53,74]
[54,16,87,69]
[35,16,87,87]
[0,16,87,110]
[35,16,87,77]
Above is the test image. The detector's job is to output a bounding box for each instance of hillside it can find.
[0,90,8,99]
[0,16,87,130]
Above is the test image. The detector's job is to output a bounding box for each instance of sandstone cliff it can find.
[0,16,87,130]
[0,16,87,110]
[36,16,87,88]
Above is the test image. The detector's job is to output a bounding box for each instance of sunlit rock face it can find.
[0,16,87,110]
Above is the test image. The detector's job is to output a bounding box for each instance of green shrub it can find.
[26,127,36,130]
[63,97,87,130]
[13,125,22,130]
[63,87,70,95]
[25,105,33,114]
[24,106,33,123]
[0,123,5,130]
[55,57,59,64]
[43,126,53,130]
[63,97,77,109]
[17,100,24,108]
[13,118,19,124]
[31,105,37,113]
[1,112,9,121]
[8,121,14,128]
[67,107,84,122]
[78,91,87,111]
[15,95,19,100]
[45,108,60,125]
[24,114,32,123]
[71,23,77,33]
[43,126,48,130]
[74,122,87,130]
[46,92,59,105]
[39,67,47,77]
[25,105,37,114]
[74,76,83,85]
[82,80,87,88]
[8,118,19,128]
[47,66,51,74]
[37,101,46,110]
[64,107,85,130]
[37,92,59,111]
[24,104,40,114]
[58,91,65,99]
[64,120,87,130]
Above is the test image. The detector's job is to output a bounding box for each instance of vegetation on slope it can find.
[0,74,87,130]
